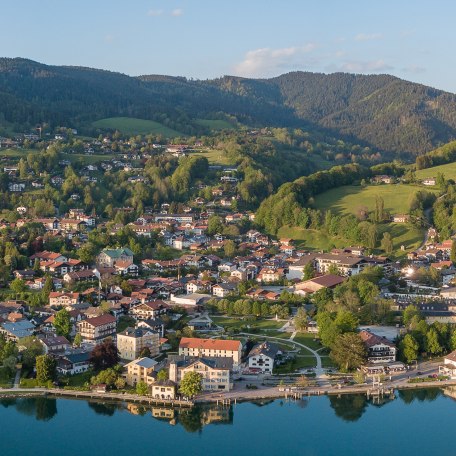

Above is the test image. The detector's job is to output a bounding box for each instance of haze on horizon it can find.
[2,0,456,93]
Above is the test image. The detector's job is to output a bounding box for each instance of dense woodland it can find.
[3,59,456,156]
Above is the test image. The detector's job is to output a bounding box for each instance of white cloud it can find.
[171,8,183,16]
[233,44,317,77]
[147,9,164,17]
[339,59,393,73]
[355,33,383,42]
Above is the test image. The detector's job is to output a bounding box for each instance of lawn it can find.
[313,183,438,216]
[293,333,323,351]
[195,119,237,130]
[62,370,93,388]
[189,149,236,166]
[0,148,40,158]
[415,161,456,180]
[278,222,424,258]
[92,117,184,138]
[211,316,284,332]
[274,355,317,373]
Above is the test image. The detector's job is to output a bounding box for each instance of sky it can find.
[1,0,456,92]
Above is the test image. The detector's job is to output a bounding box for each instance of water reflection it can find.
[0,397,57,421]
[0,388,449,429]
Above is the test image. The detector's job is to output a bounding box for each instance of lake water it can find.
[1,388,455,456]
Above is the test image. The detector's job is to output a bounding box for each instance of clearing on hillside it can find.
[415,162,456,180]
[92,117,184,138]
[195,119,237,130]
[313,184,438,216]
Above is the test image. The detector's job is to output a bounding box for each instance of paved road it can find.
[13,368,21,389]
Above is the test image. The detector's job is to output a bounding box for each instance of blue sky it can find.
[1,0,455,91]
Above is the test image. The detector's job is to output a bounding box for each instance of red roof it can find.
[179,337,241,352]
[84,314,116,327]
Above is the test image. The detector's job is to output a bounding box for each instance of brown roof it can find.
[359,330,395,348]
[303,274,346,288]
[84,314,116,327]
[179,337,241,352]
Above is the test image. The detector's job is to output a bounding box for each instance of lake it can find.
[1,388,455,456]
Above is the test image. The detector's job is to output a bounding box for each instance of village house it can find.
[97,247,134,268]
[40,335,71,354]
[178,337,242,366]
[314,253,366,276]
[49,292,80,307]
[151,380,177,400]
[56,352,91,376]
[212,282,237,298]
[76,314,116,343]
[359,330,397,364]
[247,341,280,374]
[124,357,158,386]
[0,320,35,341]
[168,355,233,391]
[294,274,346,295]
[130,301,168,320]
[117,327,160,361]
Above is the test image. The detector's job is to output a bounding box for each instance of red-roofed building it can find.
[359,330,396,364]
[76,314,116,342]
[178,337,242,366]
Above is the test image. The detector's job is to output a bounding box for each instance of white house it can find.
[247,341,280,373]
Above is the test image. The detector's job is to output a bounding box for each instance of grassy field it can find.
[313,183,438,216]
[0,148,40,158]
[211,316,284,332]
[189,149,236,166]
[93,117,184,138]
[415,161,456,180]
[278,222,423,257]
[293,333,323,351]
[195,119,237,130]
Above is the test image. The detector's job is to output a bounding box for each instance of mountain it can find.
[2,58,456,156]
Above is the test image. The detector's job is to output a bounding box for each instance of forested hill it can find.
[3,58,456,156]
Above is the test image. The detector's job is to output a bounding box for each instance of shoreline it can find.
[3,378,456,405]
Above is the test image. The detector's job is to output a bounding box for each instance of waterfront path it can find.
[239,332,324,376]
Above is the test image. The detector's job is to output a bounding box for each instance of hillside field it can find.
[195,119,237,130]
[415,162,456,180]
[92,117,184,138]
[188,149,235,166]
[313,184,438,216]
[278,223,423,258]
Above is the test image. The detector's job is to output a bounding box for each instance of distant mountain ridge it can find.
[2,58,456,156]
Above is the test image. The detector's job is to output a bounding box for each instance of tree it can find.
[90,367,121,388]
[89,338,119,370]
[294,307,308,331]
[73,333,82,347]
[426,328,442,356]
[403,305,423,326]
[380,232,393,255]
[36,354,56,385]
[19,337,44,369]
[399,334,419,363]
[179,371,203,398]
[10,278,27,294]
[3,355,17,375]
[451,240,456,265]
[42,275,54,297]
[224,240,236,258]
[54,309,71,338]
[330,333,367,372]
[157,369,168,381]
[139,347,151,358]
[136,381,149,396]
[303,263,314,280]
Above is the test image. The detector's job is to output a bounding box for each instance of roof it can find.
[125,357,158,369]
[102,247,134,259]
[82,314,116,327]
[168,355,233,370]
[118,327,157,338]
[445,350,456,363]
[247,341,279,359]
[299,274,346,289]
[41,336,70,347]
[359,330,395,348]
[179,337,241,352]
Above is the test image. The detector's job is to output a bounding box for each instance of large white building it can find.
[117,327,160,361]
[179,337,242,366]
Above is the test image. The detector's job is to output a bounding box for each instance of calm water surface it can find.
[1,388,455,456]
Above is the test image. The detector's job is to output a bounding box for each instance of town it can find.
[0,129,456,407]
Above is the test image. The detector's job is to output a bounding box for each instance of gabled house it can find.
[247,341,280,373]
